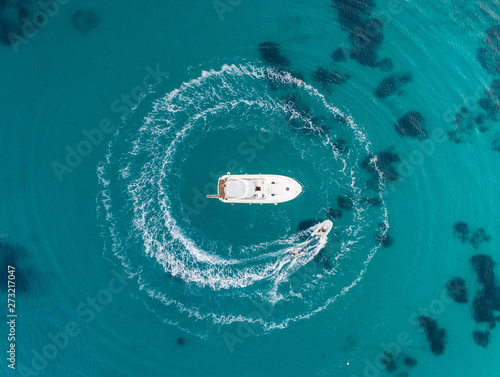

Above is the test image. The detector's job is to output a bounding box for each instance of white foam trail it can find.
[96,62,389,336]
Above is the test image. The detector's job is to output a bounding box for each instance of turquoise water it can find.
[1,0,500,376]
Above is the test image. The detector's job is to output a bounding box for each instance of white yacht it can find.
[206,173,303,204]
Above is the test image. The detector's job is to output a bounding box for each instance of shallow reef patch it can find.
[312,67,350,92]
[471,254,496,288]
[477,25,500,75]
[332,47,347,62]
[337,194,354,210]
[418,316,447,356]
[326,208,343,220]
[71,9,100,34]
[361,149,401,184]
[493,133,500,153]
[377,57,393,72]
[470,228,491,249]
[394,112,427,140]
[332,0,376,31]
[375,72,413,99]
[473,329,491,348]
[258,41,290,67]
[0,0,40,47]
[470,254,499,327]
[332,138,349,154]
[280,94,331,136]
[375,221,393,248]
[176,337,188,346]
[313,248,334,270]
[446,277,468,303]
[403,355,417,368]
[361,197,382,207]
[349,18,384,67]
[453,221,469,242]
[381,351,397,373]
[375,77,396,98]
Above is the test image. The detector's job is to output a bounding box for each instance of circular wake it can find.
[97,63,388,336]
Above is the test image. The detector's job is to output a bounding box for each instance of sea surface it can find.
[1,0,500,376]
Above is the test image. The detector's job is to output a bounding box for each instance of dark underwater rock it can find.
[472,289,497,325]
[403,355,417,368]
[332,0,376,31]
[332,138,349,153]
[418,316,447,356]
[471,254,496,289]
[312,68,350,88]
[399,72,413,83]
[375,227,393,248]
[332,0,384,67]
[446,277,468,303]
[337,194,354,209]
[361,197,382,207]
[453,221,469,242]
[375,77,396,98]
[376,72,413,98]
[470,228,491,249]
[281,94,312,118]
[477,80,500,120]
[486,25,500,49]
[375,221,392,248]
[326,208,343,220]
[477,47,500,75]
[0,1,32,46]
[473,330,491,348]
[361,150,401,183]
[449,79,500,144]
[314,248,334,270]
[258,42,290,67]
[493,133,500,153]
[349,18,384,67]
[71,9,100,34]
[343,334,357,352]
[477,25,500,75]
[377,58,393,72]
[381,352,397,373]
[496,286,500,311]
[332,47,347,62]
[469,254,498,325]
[395,111,427,139]
[281,94,330,136]
[0,20,16,46]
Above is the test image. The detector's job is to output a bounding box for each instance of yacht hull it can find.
[206,173,303,204]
